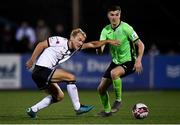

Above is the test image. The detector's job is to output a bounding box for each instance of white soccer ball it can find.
[132,103,149,119]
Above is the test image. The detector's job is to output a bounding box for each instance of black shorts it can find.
[103,61,135,78]
[32,65,56,90]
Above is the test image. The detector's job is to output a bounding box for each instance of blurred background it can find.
[0,0,180,90]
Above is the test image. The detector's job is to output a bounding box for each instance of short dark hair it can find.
[107,5,121,12]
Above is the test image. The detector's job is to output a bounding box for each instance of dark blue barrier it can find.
[122,55,150,90]
[21,53,180,90]
[154,55,180,89]
[59,52,112,89]
[21,54,37,89]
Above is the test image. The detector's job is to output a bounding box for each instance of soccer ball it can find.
[132,103,149,119]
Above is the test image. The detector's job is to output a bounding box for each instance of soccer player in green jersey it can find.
[96,5,145,117]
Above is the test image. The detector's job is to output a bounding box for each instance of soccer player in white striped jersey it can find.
[25,28,119,118]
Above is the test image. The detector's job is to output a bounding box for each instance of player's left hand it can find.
[108,40,120,46]
[134,59,143,74]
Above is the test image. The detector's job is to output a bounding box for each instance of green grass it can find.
[0,90,180,124]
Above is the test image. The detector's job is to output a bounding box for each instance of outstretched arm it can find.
[26,40,48,69]
[81,40,119,50]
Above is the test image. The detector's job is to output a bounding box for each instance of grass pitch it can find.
[0,90,180,124]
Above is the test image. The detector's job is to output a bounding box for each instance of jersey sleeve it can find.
[48,36,62,47]
[100,28,107,41]
[125,25,139,43]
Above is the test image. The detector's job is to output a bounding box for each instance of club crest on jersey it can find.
[67,51,71,55]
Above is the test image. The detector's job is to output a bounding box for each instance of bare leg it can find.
[31,83,64,113]
[51,69,94,114]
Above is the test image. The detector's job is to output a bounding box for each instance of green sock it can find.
[99,92,111,113]
[112,78,122,102]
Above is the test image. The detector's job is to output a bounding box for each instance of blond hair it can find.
[70,28,87,39]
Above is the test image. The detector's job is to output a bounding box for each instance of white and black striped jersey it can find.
[36,36,76,69]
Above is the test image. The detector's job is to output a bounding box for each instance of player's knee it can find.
[97,86,101,93]
[97,85,105,95]
[56,93,64,102]
[111,70,119,79]
[57,93,64,101]
[52,93,64,102]
[67,74,76,82]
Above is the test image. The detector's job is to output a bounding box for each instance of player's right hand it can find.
[26,59,33,70]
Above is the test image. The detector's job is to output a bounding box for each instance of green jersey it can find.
[100,21,139,64]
